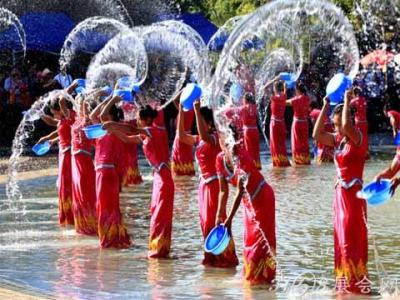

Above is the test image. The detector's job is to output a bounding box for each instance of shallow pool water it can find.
[0,150,400,299]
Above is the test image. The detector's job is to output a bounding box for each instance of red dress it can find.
[71,116,97,235]
[57,110,75,226]
[172,110,195,176]
[216,148,276,284]
[351,97,369,157]
[290,95,310,165]
[153,109,170,160]
[309,109,334,163]
[121,120,143,186]
[385,110,400,174]
[269,94,290,167]
[333,132,369,294]
[195,133,239,267]
[95,133,131,248]
[142,126,175,258]
[240,103,261,169]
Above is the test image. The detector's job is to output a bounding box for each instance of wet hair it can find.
[139,105,158,120]
[296,82,307,95]
[353,87,362,97]
[332,104,344,117]
[274,80,284,92]
[109,104,123,122]
[49,97,60,111]
[200,107,215,129]
[49,97,73,111]
[244,92,255,104]
[332,103,356,119]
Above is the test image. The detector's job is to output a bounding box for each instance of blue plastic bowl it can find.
[204,225,231,255]
[394,131,400,146]
[117,76,133,90]
[113,89,133,102]
[326,73,352,105]
[75,86,86,95]
[280,72,293,81]
[83,124,107,139]
[32,141,51,156]
[75,78,86,87]
[180,83,202,111]
[101,86,113,97]
[357,179,392,207]
[279,72,296,89]
[229,83,243,103]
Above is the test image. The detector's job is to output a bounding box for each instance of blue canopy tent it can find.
[0,11,219,53]
[176,12,218,44]
[0,12,75,53]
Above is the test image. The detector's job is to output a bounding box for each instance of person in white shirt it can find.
[54,64,73,89]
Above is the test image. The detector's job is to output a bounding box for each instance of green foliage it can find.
[176,0,358,27]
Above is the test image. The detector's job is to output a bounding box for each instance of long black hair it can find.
[296,82,307,95]
[139,105,158,120]
[109,104,123,122]
[200,107,215,130]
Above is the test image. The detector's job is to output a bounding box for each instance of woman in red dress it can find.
[313,92,369,294]
[105,104,175,258]
[70,97,97,235]
[239,93,261,169]
[172,108,196,176]
[120,103,142,186]
[269,81,290,167]
[90,96,131,248]
[286,83,311,165]
[309,107,334,164]
[177,100,239,267]
[152,104,170,161]
[375,106,400,180]
[216,127,276,285]
[350,87,369,158]
[39,96,75,226]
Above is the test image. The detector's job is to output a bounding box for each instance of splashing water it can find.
[0,7,26,60]
[86,29,148,90]
[59,17,130,72]
[209,0,359,145]
[6,90,74,207]
[135,21,211,105]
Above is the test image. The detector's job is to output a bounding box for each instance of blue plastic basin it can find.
[180,83,202,111]
[113,89,133,102]
[279,72,296,89]
[357,179,392,207]
[326,73,352,105]
[32,141,51,156]
[83,124,107,139]
[394,131,400,146]
[204,225,231,255]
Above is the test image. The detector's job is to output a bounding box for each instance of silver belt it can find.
[61,146,71,153]
[201,175,218,184]
[250,180,266,201]
[356,120,367,124]
[72,149,92,156]
[271,117,284,122]
[155,125,166,130]
[95,163,115,171]
[244,126,258,130]
[335,177,363,190]
[152,162,169,173]
[293,117,307,122]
